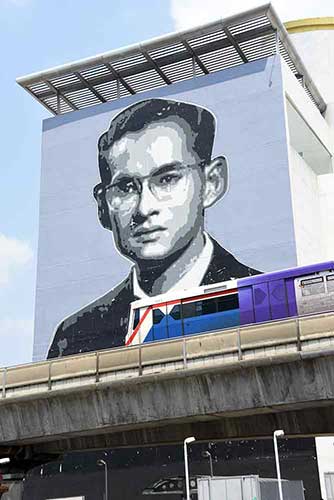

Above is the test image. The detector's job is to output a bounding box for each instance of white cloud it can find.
[0,233,33,286]
[170,0,334,31]
[0,318,33,367]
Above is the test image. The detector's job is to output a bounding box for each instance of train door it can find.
[166,302,183,338]
[182,299,202,335]
[268,279,288,319]
[253,283,271,322]
[251,280,289,323]
[152,304,169,341]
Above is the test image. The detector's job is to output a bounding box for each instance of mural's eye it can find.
[114,179,137,195]
[158,173,181,187]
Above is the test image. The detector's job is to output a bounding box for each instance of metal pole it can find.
[184,437,195,500]
[208,476,212,500]
[296,317,301,352]
[237,328,242,360]
[97,459,108,500]
[48,362,52,391]
[209,454,213,477]
[96,351,100,383]
[104,461,108,500]
[273,430,284,500]
[202,450,213,477]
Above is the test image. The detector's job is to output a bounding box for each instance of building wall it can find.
[288,145,324,265]
[34,55,296,360]
[319,173,334,260]
[285,24,334,500]
[288,30,334,104]
[286,29,334,267]
[282,57,333,269]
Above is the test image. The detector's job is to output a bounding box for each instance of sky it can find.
[0,0,333,369]
[0,0,334,494]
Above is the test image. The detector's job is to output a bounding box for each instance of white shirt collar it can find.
[132,232,214,299]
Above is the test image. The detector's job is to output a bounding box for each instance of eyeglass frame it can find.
[93,155,228,231]
[94,161,207,207]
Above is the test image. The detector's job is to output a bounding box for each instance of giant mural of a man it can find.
[47,98,259,358]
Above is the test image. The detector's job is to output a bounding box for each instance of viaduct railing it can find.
[1,311,334,400]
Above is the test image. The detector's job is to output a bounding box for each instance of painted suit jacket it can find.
[47,238,260,358]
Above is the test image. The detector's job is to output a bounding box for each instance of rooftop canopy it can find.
[17,3,326,116]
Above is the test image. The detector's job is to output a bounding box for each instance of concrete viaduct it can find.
[1,312,334,468]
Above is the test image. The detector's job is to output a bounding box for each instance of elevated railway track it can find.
[1,311,334,400]
[1,311,334,459]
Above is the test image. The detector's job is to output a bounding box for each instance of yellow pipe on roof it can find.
[285,17,334,34]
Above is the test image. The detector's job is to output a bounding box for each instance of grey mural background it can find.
[34,55,296,360]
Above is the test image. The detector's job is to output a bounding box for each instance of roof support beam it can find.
[45,81,78,111]
[17,4,271,87]
[104,62,136,95]
[74,72,106,103]
[28,25,273,102]
[222,26,248,63]
[182,40,209,75]
[16,5,326,115]
[141,50,172,85]
[56,90,61,115]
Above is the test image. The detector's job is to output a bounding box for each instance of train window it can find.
[153,308,164,324]
[170,304,181,320]
[183,301,201,319]
[195,301,202,315]
[326,275,334,292]
[202,297,217,315]
[133,309,140,330]
[217,294,239,311]
[183,295,239,318]
[301,277,325,296]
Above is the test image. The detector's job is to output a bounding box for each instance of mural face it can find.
[47,98,259,358]
[102,120,207,265]
[35,57,296,361]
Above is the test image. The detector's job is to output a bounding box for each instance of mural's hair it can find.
[97,98,216,185]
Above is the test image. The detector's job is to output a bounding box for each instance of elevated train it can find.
[126,261,334,346]
[2,261,334,395]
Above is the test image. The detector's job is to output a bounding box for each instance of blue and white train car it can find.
[125,261,334,347]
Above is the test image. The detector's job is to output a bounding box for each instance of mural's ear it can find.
[93,184,112,231]
[203,155,229,209]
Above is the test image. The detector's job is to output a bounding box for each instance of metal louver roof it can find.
[16,3,326,116]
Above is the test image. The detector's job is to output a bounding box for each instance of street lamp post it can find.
[97,459,108,500]
[273,430,285,500]
[202,451,213,477]
[184,436,196,500]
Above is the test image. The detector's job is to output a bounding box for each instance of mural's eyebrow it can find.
[109,171,133,184]
[151,162,183,176]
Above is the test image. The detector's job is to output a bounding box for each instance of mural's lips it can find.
[133,227,166,238]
